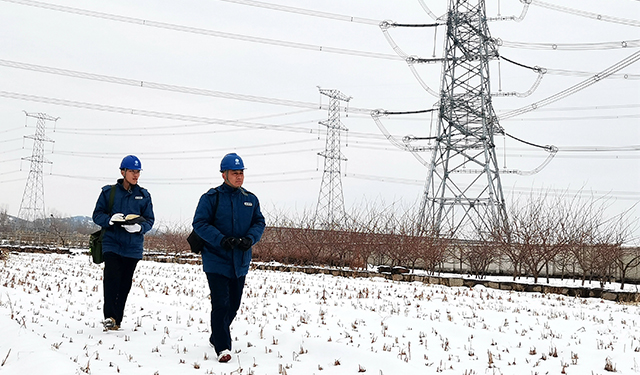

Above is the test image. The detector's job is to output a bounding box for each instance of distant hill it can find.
[2,214,98,233]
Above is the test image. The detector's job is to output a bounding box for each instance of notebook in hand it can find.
[112,214,146,225]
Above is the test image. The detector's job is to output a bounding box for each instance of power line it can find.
[52,147,322,161]
[0,59,376,114]
[226,0,640,49]
[44,169,321,186]
[557,145,640,152]
[0,126,25,134]
[52,110,317,132]
[2,0,401,61]
[328,143,640,158]
[60,138,317,156]
[0,138,23,144]
[501,113,640,122]
[52,120,318,137]
[345,173,640,201]
[1,57,636,129]
[0,90,338,134]
[542,68,639,80]
[0,170,21,177]
[498,103,640,112]
[0,177,25,184]
[529,0,640,27]
[499,49,640,120]
[219,0,380,26]
[499,38,640,50]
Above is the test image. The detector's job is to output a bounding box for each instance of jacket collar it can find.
[117,178,140,193]
[218,183,246,195]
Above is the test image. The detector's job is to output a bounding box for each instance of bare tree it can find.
[48,213,72,248]
[614,246,640,290]
[148,222,191,260]
[499,192,570,283]
[598,210,637,289]
[463,231,501,279]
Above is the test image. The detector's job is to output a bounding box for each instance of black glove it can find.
[238,237,253,251]
[221,236,239,250]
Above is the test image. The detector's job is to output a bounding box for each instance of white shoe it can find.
[103,317,118,330]
[217,349,232,363]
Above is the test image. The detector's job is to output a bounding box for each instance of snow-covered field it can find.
[1,253,639,375]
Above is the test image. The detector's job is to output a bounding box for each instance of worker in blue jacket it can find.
[192,153,265,363]
[92,155,155,331]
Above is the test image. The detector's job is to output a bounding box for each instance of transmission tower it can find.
[419,0,507,237]
[315,88,351,229]
[18,112,57,224]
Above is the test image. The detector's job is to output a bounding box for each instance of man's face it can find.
[121,169,140,186]
[223,169,244,188]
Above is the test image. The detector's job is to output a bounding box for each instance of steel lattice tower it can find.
[18,112,57,223]
[315,88,351,229]
[419,0,507,236]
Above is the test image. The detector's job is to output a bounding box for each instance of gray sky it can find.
[0,0,638,235]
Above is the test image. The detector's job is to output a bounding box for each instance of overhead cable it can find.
[47,170,320,185]
[52,121,313,137]
[218,0,381,25]
[52,138,318,156]
[2,0,401,61]
[0,126,25,134]
[493,57,545,98]
[0,90,330,133]
[379,22,441,97]
[0,90,405,141]
[0,137,23,144]
[543,68,639,80]
[53,147,321,161]
[501,113,640,122]
[501,103,640,112]
[557,145,640,152]
[0,59,375,113]
[487,1,530,22]
[529,0,640,27]
[499,38,640,50]
[369,110,430,167]
[0,177,25,184]
[384,22,443,28]
[376,109,437,116]
[0,58,442,115]
[505,132,556,152]
[499,55,540,72]
[498,49,640,120]
[417,0,445,21]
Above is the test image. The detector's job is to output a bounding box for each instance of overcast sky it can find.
[0,0,638,235]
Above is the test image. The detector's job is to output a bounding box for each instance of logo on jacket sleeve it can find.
[135,196,143,200]
[244,202,253,207]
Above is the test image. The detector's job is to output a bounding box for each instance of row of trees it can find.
[1,193,639,289]
[251,193,639,289]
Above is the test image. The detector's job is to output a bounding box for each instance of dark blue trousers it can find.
[103,252,139,326]
[206,272,246,355]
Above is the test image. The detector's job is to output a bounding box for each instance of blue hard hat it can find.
[220,153,245,172]
[120,155,142,170]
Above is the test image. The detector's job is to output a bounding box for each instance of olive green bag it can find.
[90,185,116,264]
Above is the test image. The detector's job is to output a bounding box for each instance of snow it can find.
[1,253,639,374]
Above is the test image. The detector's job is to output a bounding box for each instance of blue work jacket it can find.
[192,183,265,278]
[92,179,155,259]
